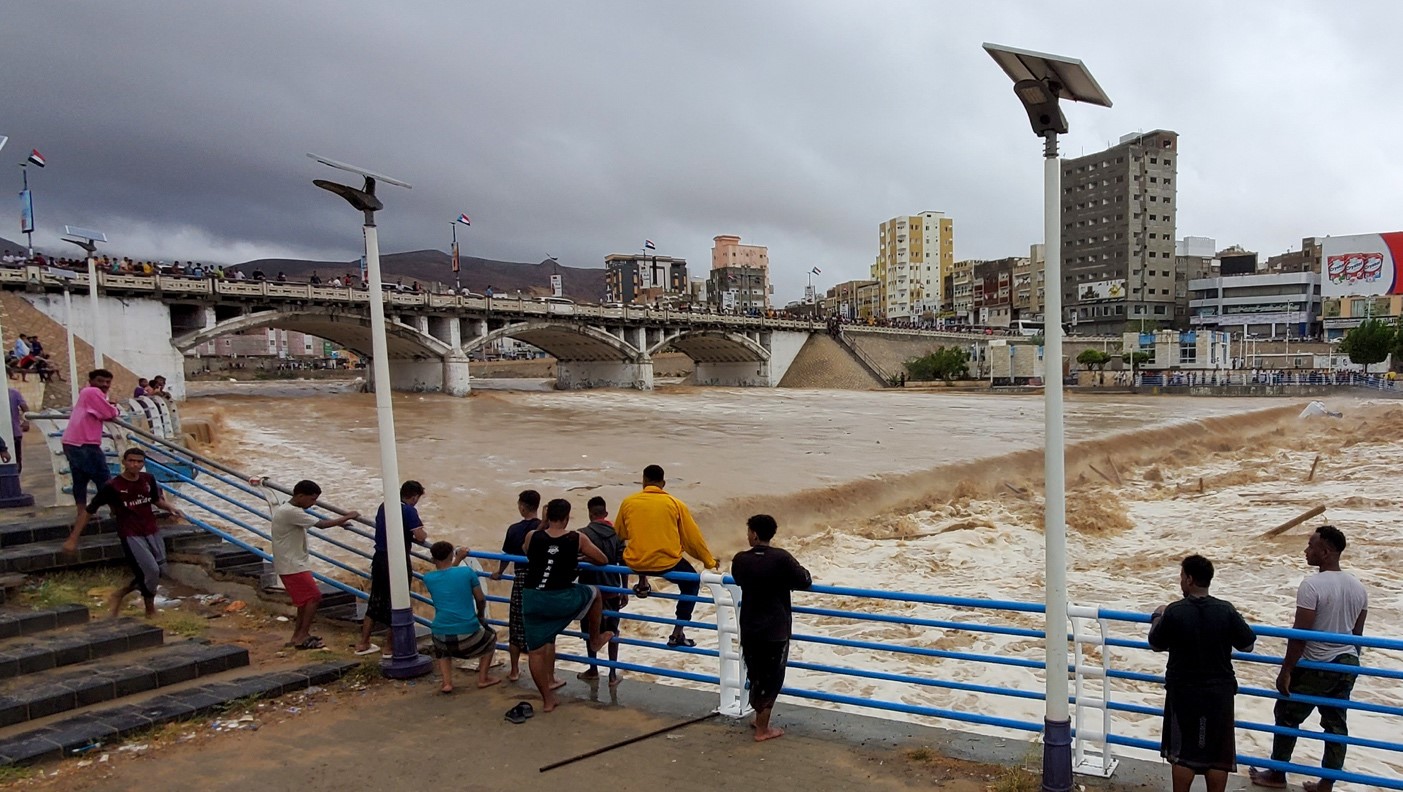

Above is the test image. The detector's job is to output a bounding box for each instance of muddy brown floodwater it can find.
[183,381,1403,786]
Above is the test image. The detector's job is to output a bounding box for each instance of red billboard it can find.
[1321,232,1403,297]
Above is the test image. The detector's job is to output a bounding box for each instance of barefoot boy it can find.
[731,514,812,742]
[423,541,501,694]
[62,448,184,618]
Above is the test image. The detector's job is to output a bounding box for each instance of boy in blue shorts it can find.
[422,541,500,694]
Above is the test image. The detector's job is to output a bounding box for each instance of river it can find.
[183,380,1402,786]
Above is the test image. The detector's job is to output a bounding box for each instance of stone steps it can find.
[0,659,358,765]
[0,603,89,639]
[0,640,249,728]
[0,524,205,575]
[0,617,164,680]
[0,515,115,548]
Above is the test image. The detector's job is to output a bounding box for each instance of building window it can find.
[1179,341,1196,363]
[1154,305,1167,315]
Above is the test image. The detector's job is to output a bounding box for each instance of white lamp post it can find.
[984,43,1112,792]
[309,153,431,679]
[60,226,109,374]
[0,137,34,508]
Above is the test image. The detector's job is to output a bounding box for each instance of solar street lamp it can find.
[61,226,109,372]
[308,153,431,680]
[984,43,1111,792]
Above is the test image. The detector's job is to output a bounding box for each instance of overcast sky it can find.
[3,1,1398,302]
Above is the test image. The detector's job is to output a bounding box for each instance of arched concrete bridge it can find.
[2,266,1105,396]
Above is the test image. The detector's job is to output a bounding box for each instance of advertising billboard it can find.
[1076,279,1126,302]
[19,190,34,234]
[1321,232,1403,297]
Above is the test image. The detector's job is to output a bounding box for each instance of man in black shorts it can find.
[1149,554,1256,792]
[577,496,627,686]
[354,481,428,656]
[731,514,811,742]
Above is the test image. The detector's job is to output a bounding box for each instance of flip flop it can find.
[504,702,533,724]
[631,580,652,598]
[666,634,696,648]
[294,636,325,650]
[353,643,382,657]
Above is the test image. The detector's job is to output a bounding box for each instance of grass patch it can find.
[216,694,265,717]
[0,765,37,783]
[154,610,209,638]
[990,765,1039,792]
[339,658,382,688]
[905,746,938,763]
[19,568,128,611]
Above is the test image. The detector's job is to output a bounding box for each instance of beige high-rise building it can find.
[870,212,954,321]
[951,259,977,323]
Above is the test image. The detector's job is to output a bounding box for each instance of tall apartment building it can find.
[1013,243,1046,322]
[1263,237,1323,274]
[951,259,977,323]
[604,253,688,304]
[708,235,770,313]
[974,257,1025,327]
[870,212,953,321]
[1061,130,1179,334]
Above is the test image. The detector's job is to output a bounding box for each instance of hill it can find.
[237,249,606,300]
[0,236,25,256]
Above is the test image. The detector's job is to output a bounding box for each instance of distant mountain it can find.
[0,236,25,256]
[236,249,607,301]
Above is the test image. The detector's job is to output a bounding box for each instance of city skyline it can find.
[2,1,1399,304]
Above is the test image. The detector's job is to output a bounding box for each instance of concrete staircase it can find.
[0,516,359,766]
[0,291,143,410]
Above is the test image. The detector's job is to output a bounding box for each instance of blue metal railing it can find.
[100,426,1403,789]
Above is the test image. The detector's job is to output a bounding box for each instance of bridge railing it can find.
[40,416,1398,788]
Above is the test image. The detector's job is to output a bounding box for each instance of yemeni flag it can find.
[27,149,45,168]
[457,213,471,226]
[644,239,656,250]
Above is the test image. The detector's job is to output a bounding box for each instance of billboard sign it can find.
[19,189,34,234]
[1322,232,1403,297]
[550,274,563,297]
[1077,279,1126,301]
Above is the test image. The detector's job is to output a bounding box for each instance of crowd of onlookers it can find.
[5,333,62,382]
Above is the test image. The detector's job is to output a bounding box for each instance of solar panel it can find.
[63,226,108,243]
[307,153,412,189]
[983,43,1112,108]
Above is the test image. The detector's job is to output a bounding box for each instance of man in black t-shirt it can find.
[1148,554,1256,792]
[490,489,540,682]
[731,514,812,742]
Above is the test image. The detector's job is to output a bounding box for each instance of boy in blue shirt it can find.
[423,541,500,694]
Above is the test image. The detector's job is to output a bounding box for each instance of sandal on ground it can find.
[353,643,381,656]
[666,634,696,648]
[293,636,325,650]
[504,701,534,724]
[631,580,652,598]
[1247,769,1288,789]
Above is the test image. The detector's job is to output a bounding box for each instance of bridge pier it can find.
[692,360,773,387]
[442,350,471,396]
[555,359,654,391]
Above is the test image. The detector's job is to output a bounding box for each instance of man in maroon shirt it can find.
[62,448,183,617]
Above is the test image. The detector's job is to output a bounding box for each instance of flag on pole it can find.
[811,267,822,275]
[26,149,45,168]
[644,239,656,250]
[456,213,471,226]
[452,242,460,273]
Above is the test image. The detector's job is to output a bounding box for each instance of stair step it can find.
[0,659,358,765]
[0,516,115,549]
[0,525,203,575]
[0,605,90,640]
[0,619,163,680]
[0,641,249,727]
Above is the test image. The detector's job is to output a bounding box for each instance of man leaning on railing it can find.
[1249,525,1369,792]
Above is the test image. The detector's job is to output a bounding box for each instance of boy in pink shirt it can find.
[60,369,120,520]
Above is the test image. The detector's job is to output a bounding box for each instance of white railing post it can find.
[703,570,752,718]
[1068,603,1118,778]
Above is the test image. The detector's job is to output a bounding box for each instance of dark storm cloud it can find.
[2,1,1399,300]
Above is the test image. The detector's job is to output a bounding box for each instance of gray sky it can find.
[3,1,1398,302]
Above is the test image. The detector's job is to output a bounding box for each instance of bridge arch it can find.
[647,329,770,363]
[170,308,452,360]
[462,320,645,362]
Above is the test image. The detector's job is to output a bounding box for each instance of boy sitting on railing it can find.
[731,514,812,742]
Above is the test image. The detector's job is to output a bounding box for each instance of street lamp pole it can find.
[985,43,1112,792]
[61,227,109,373]
[309,153,431,680]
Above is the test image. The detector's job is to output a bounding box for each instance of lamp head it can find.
[1013,79,1068,136]
[313,178,383,214]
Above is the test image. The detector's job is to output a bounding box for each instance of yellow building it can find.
[870,212,954,321]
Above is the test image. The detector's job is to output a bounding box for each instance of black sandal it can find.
[632,579,652,598]
[504,701,534,724]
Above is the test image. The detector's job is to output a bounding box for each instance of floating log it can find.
[1107,457,1124,485]
[1260,505,1327,538]
[1087,464,1116,485]
[1306,454,1321,482]
[1002,482,1028,497]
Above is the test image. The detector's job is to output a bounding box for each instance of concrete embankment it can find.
[776,334,883,389]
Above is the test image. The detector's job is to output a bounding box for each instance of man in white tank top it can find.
[1250,525,1368,792]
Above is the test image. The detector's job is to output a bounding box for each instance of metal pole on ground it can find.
[63,288,79,401]
[0,304,34,508]
[87,256,103,369]
[310,153,431,680]
[983,43,1111,792]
